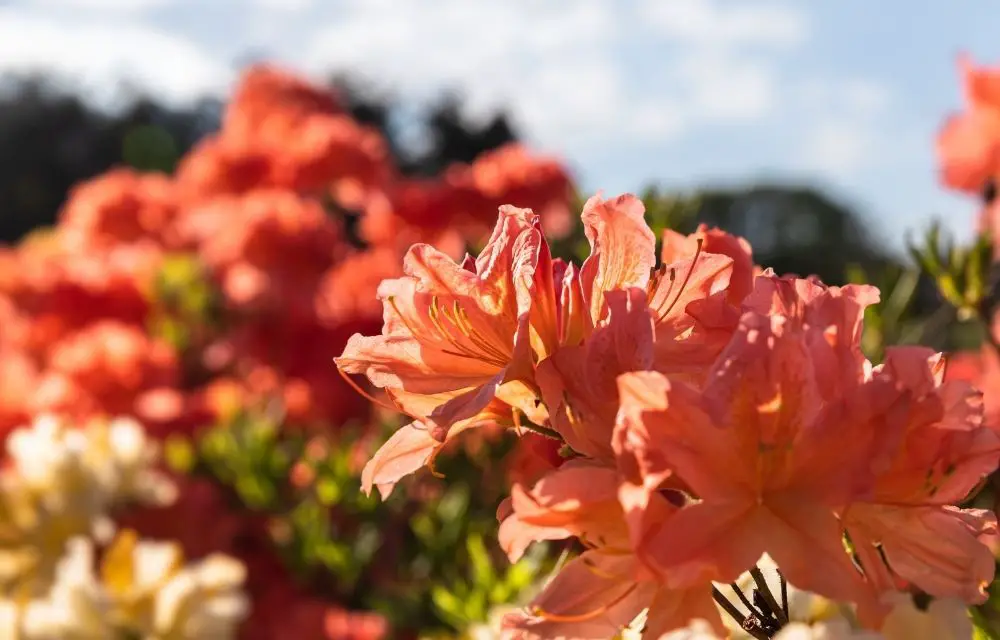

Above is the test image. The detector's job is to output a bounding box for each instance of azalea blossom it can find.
[937,55,1000,196]
[842,348,999,604]
[497,460,725,639]
[612,276,887,604]
[338,205,553,496]
[342,193,754,493]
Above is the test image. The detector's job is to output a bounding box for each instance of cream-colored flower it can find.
[85,417,177,507]
[463,605,520,640]
[94,529,248,640]
[6,415,104,523]
[774,619,881,640]
[19,537,115,639]
[691,556,974,640]
[149,553,248,640]
[659,619,729,639]
[878,593,972,640]
[0,415,177,596]
[721,555,856,639]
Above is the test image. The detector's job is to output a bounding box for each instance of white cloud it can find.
[303,0,638,152]
[253,0,314,12]
[795,79,893,179]
[802,120,872,177]
[674,54,778,121]
[0,8,230,106]
[637,0,807,49]
[27,0,172,12]
[303,0,808,152]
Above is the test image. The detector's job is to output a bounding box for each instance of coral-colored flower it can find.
[177,189,341,320]
[338,206,555,495]
[455,143,574,239]
[843,347,999,604]
[536,287,654,460]
[613,277,887,605]
[506,432,565,489]
[358,144,573,253]
[937,55,1000,194]
[175,137,273,200]
[536,201,748,460]
[498,461,724,638]
[58,168,178,250]
[0,240,153,356]
[661,224,754,306]
[30,321,180,420]
[315,248,400,326]
[224,64,345,141]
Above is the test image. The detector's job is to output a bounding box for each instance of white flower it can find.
[659,619,723,639]
[150,554,248,640]
[87,417,177,507]
[878,594,972,640]
[774,619,881,640]
[0,415,177,595]
[19,538,115,639]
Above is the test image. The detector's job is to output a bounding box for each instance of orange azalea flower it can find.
[843,347,999,604]
[224,64,345,141]
[498,461,724,639]
[577,194,657,331]
[337,206,556,496]
[938,55,1000,194]
[661,224,754,305]
[613,277,888,606]
[536,201,748,461]
[58,168,179,250]
[536,288,654,460]
[744,274,880,403]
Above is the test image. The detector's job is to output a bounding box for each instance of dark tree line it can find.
[0,71,902,294]
[0,73,518,244]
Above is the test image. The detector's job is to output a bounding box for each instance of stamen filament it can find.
[337,368,405,414]
[730,582,767,621]
[750,567,788,625]
[712,586,756,637]
[656,238,705,321]
[777,569,789,620]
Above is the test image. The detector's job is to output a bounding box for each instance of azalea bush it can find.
[335,55,1000,640]
[0,64,572,639]
[3,53,1000,640]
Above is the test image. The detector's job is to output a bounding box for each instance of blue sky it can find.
[3,0,999,254]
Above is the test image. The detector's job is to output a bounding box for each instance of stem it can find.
[750,567,787,625]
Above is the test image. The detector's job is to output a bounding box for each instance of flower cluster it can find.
[0,415,174,594]
[0,532,247,639]
[0,414,247,639]
[339,194,1000,638]
[0,63,574,638]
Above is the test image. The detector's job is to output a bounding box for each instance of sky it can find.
[2,0,998,254]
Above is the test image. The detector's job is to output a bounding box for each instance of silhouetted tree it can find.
[691,184,888,285]
[0,72,520,244]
